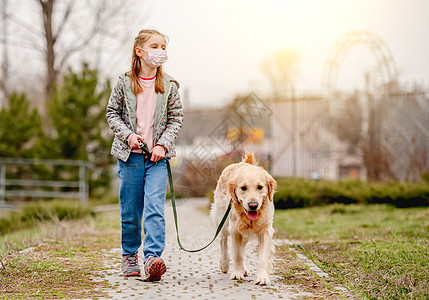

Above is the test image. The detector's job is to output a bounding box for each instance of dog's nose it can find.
[248,201,258,211]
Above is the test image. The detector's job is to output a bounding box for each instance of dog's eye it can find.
[257,185,263,190]
[241,186,247,191]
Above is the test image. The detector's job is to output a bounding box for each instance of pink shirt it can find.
[128,76,157,151]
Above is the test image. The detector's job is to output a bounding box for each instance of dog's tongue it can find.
[247,210,258,220]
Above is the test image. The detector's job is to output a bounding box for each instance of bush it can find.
[273,178,429,209]
[0,200,90,235]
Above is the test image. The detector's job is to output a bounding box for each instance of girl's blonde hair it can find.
[127,29,168,95]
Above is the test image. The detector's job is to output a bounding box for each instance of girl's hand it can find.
[128,133,144,149]
[150,145,166,162]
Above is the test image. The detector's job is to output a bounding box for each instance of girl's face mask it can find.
[141,48,168,68]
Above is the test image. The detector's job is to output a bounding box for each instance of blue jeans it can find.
[117,153,168,261]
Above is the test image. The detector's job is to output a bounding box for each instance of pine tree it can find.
[47,64,113,195]
[0,92,43,158]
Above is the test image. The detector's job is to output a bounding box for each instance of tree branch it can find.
[2,37,43,52]
[52,0,76,43]
[6,14,44,37]
[56,23,100,72]
[56,0,109,71]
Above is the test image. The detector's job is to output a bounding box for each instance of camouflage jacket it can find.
[106,72,183,162]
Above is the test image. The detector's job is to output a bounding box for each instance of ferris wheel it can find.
[322,30,398,99]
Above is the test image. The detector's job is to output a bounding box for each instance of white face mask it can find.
[142,48,168,68]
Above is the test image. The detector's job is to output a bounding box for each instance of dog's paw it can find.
[255,272,270,285]
[219,258,230,274]
[244,267,250,276]
[230,269,246,281]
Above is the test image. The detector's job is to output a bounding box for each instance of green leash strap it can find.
[166,161,232,253]
[138,141,232,253]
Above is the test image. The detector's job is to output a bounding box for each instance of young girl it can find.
[106,29,183,281]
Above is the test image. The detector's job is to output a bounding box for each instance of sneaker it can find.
[121,254,141,276]
[144,256,166,281]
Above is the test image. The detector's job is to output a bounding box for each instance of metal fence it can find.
[377,88,429,181]
[271,93,329,178]
[270,86,429,181]
[0,158,93,206]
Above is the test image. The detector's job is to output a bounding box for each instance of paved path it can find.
[101,198,315,299]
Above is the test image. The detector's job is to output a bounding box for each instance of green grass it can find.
[274,204,429,299]
[0,200,91,236]
[0,238,114,298]
[275,246,350,298]
[0,210,120,299]
[0,200,95,258]
[274,204,429,240]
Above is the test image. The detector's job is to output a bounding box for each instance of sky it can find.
[134,0,429,108]
[6,0,429,109]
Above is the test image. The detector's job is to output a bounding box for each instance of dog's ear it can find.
[265,172,277,202]
[228,179,239,203]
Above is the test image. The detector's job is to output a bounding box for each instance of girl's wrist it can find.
[127,133,136,145]
[156,144,168,153]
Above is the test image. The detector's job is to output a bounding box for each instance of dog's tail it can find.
[242,151,256,165]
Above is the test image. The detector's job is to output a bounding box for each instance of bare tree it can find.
[0,0,9,103]
[260,48,300,99]
[4,0,146,101]
[335,92,362,151]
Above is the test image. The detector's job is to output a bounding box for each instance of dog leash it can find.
[139,141,232,253]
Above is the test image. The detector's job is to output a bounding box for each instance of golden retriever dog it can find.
[210,152,277,285]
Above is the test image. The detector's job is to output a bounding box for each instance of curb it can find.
[284,242,356,299]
